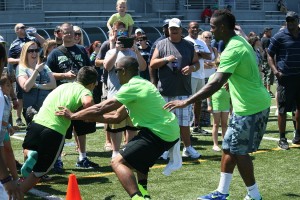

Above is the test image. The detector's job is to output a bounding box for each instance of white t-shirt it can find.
[184,35,210,79]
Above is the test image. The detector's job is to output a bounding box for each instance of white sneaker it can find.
[212,145,221,152]
[163,140,182,176]
[182,146,201,159]
[159,151,169,160]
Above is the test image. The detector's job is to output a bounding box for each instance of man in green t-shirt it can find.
[19,66,98,194]
[164,10,270,200]
[56,56,180,200]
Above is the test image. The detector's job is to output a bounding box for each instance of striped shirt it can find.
[268,28,300,76]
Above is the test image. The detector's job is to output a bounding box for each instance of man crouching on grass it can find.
[19,66,98,193]
[56,56,180,200]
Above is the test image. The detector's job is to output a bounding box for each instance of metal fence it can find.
[0,0,43,11]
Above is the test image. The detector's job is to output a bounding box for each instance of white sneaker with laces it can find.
[182,146,201,159]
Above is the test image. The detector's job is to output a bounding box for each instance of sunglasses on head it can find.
[27,49,39,53]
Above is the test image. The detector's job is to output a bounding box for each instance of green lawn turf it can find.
[9,98,300,200]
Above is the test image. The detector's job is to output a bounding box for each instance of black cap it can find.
[263,27,273,33]
[54,25,61,32]
[286,11,299,20]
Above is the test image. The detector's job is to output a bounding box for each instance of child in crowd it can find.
[107,0,134,37]
[206,61,230,152]
[0,74,19,181]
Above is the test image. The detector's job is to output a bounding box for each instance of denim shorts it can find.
[222,108,270,155]
[163,96,192,126]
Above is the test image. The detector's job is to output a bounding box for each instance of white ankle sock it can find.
[217,172,232,194]
[112,151,119,158]
[79,152,86,161]
[247,183,261,199]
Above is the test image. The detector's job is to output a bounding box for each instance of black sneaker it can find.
[16,118,25,126]
[76,157,100,169]
[278,138,289,150]
[268,91,275,98]
[53,159,64,173]
[292,137,300,144]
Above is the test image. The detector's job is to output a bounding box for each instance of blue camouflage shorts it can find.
[222,108,270,155]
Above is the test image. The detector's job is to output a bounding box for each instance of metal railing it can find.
[0,0,43,11]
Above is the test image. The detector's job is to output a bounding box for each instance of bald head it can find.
[116,56,139,76]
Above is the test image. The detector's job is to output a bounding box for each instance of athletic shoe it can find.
[138,184,151,200]
[131,194,145,200]
[53,159,64,173]
[21,150,38,178]
[76,157,100,169]
[244,194,262,200]
[193,126,210,135]
[16,118,25,126]
[197,191,229,200]
[182,146,201,159]
[41,175,52,181]
[292,131,300,144]
[268,91,275,98]
[278,138,289,150]
[212,145,221,152]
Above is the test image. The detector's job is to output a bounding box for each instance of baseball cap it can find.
[169,18,181,28]
[286,11,299,20]
[54,25,61,32]
[135,28,145,34]
[263,27,273,33]
[163,19,170,27]
[0,35,6,44]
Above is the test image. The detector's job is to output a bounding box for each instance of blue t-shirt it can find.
[268,28,300,76]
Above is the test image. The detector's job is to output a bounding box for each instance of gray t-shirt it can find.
[156,38,194,96]
[104,49,136,98]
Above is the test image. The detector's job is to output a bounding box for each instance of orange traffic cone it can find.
[66,174,82,200]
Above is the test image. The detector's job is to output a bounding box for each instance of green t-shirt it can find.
[108,13,134,30]
[114,76,180,142]
[217,36,271,116]
[33,82,92,135]
[208,73,230,111]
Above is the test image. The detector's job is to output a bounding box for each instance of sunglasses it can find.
[27,49,39,53]
[74,32,82,36]
[205,36,212,39]
[55,30,61,33]
[18,26,26,30]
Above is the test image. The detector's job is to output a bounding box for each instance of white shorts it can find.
[191,77,205,94]
[163,96,192,127]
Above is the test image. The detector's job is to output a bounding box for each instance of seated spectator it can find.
[201,6,213,23]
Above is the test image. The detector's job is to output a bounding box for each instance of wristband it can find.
[0,176,12,184]
[163,57,168,63]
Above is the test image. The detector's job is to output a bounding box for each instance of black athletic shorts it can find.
[277,75,300,113]
[65,120,96,138]
[120,128,178,175]
[22,122,64,177]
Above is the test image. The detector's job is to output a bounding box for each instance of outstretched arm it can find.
[56,98,125,122]
[164,72,231,111]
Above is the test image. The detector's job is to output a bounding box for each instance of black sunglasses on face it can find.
[115,68,124,74]
[74,32,82,36]
[27,49,39,53]
[18,26,26,30]
[286,17,297,22]
[205,36,212,39]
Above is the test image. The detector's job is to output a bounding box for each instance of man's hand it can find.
[64,71,77,80]
[274,71,283,80]
[163,100,188,111]
[55,106,73,119]
[4,181,24,200]
[181,65,193,75]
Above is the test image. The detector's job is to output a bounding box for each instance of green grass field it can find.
[10,99,300,200]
